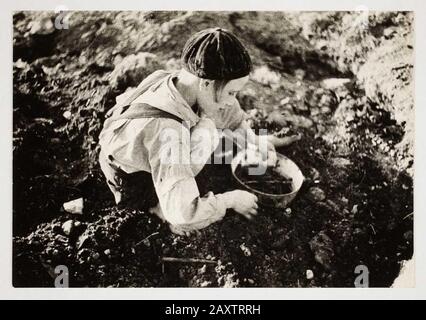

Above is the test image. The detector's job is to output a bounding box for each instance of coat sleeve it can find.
[142,119,228,228]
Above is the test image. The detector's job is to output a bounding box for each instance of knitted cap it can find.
[181,27,252,80]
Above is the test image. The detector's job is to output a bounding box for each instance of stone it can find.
[63,111,72,120]
[200,280,211,287]
[61,220,74,236]
[321,78,351,90]
[28,16,55,35]
[63,198,84,215]
[284,208,292,217]
[240,243,252,257]
[251,66,281,87]
[331,157,352,167]
[198,264,207,275]
[306,269,314,280]
[308,187,326,202]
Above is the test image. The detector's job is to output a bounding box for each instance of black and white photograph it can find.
[12,10,414,289]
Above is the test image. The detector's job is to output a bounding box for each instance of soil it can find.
[234,165,294,195]
[13,11,413,287]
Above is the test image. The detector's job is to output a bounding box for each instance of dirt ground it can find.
[13,11,413,287]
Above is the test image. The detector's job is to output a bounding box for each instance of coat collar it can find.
[133,71,200,128]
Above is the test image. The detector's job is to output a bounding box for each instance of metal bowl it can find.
[231,150,304,208]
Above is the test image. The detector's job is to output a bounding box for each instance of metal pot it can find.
[231,150,304,208]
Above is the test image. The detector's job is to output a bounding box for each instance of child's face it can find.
[197,76,249,121]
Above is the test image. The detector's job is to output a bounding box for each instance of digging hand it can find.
[222,190,259,220]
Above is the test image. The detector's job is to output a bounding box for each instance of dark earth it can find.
[13,11,413,287]
[234,165,294,195]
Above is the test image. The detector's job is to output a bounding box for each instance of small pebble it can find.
[61,220,74,236]
[63,111,72,120]
[306,269,314,280]
[308,187,326,202]
[198,264,207,275]
[240,243,252,257]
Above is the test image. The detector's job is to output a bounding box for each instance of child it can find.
[99,27,300,235]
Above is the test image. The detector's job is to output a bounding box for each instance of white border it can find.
[1,0,425,300]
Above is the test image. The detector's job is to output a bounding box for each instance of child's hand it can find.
[248,138,277,167]
[221,190,259,220]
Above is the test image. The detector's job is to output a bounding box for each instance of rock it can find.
[309,231,334,270]
[63,111,72,120]
[280,97,290,105]
[77,234,90,250]
[331,157,352,168]
[28,16,55,35]
[240,243,252,257]
[63,198,84,215]
[283,208,292,217]
[251,66,281,87]
[61,220,74,236]
[321,78,351,90]
[383,27,397,39]
[309,167,321,180]
[294,69,306,80]
[14,59,30,70]
[104,249,111,256]
[198,264,207,275]
[109,52,163,89]
[308,187,326,202]
[306,269,314,280]
[200,280,211,287]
